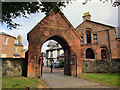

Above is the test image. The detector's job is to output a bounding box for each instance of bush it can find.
[59,60,64,68]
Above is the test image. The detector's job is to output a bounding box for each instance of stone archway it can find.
[27,10,81,77]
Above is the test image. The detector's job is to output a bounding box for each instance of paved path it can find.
[42,67,112,88]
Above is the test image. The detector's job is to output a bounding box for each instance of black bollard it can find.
[51,63,53,73]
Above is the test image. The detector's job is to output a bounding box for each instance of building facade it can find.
[45,40,64,66]
[117,38,120,58]
[0,32,25,58]
[76,12,119,60]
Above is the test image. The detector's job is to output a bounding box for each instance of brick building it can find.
[117,38,120,58]
[76,12,119,60]
[0,32,25,58]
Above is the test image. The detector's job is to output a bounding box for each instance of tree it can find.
[2,2,66,29]
[1,0,120,29]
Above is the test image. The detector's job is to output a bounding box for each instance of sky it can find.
[0,1,118,52]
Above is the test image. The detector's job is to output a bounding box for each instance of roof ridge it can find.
[0,32,16,38]
[86,20,115,28]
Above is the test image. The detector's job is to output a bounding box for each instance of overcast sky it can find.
[0,1,118,52]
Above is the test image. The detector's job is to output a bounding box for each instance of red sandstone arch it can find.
[27,11,81,77]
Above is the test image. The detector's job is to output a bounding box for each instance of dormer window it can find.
[15,39,18,43]
[86,30,91,43]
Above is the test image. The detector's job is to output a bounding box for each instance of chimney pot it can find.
[83,12,91,21]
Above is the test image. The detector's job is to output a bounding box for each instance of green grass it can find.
[79,73,120,87]
[2,77,47,88]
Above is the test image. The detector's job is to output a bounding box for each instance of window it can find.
[93,34,98,43]
[2,54,6,58]
[4,37,8,45]
[50,51,53,57]
[56,44,59,47]
[101,49,107,59]
[46,52,48,58]
[81,36,84,45]
[86,30,91,43]
[86,48,95,59]
[14,47,17,52]
[57,50,60,57]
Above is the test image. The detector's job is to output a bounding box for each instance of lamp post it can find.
[40,52,44,78]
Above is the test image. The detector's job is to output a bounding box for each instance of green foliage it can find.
[59,60,64,68]
[2,2,40,29]
[2,77,47,88]
[79,73,120,87]
[2,2,67,29]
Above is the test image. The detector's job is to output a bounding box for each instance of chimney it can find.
[17,35,22,42]
[82,12,91,21]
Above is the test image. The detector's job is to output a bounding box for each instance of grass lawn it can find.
[79,73,120,87]
[2,77,48,88]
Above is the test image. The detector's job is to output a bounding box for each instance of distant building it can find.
[45,40,64,66]
[0,32,25,58]
[58,53,64,63]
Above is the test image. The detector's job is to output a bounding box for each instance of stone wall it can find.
[82,59,120,73]
[2,58,27,76]
[2,58,120,77]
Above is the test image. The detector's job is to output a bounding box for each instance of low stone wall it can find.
[2,58,27,77]
[1,58,120,76]
[82,59,120,73]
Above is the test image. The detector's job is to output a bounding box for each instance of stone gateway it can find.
[27,11,82,77]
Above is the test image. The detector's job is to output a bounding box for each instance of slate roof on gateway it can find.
[0,32,15,38]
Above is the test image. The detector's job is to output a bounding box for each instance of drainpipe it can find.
[75,53,77,77]
[107,29,112,59]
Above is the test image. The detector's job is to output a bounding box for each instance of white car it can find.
[53,62,59,68]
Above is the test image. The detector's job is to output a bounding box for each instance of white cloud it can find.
[63,1,118,28]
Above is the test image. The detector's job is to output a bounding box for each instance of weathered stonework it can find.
[117,38,120,58]
[82,59,120,73]
[27,11,82,77]
[2,58,27,76]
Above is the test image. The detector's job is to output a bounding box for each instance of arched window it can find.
[86,30,91,43]
[101,49,107,59]
[86,48,95,59]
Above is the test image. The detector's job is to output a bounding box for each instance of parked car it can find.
[49,62,59,68]
[53,62,59,68]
